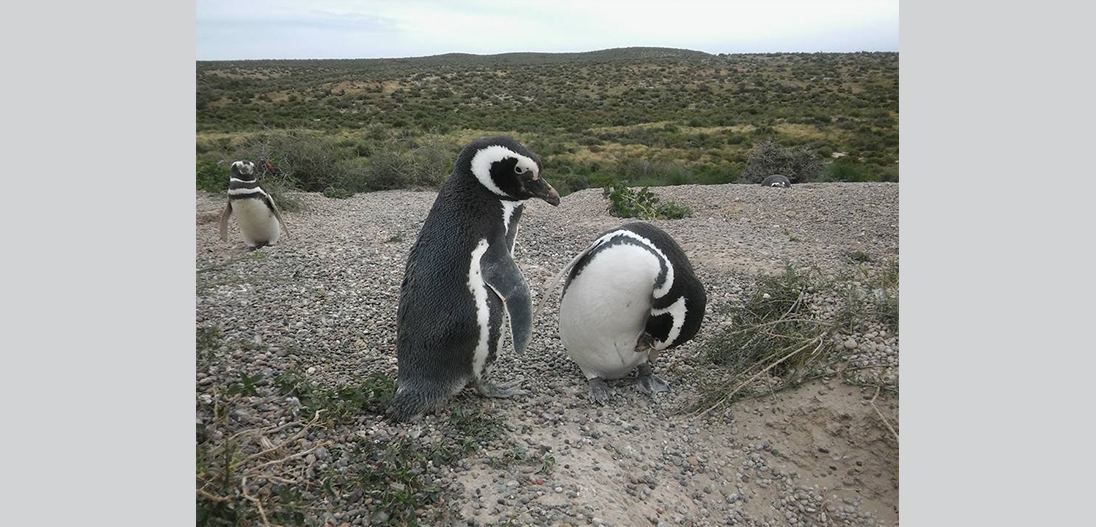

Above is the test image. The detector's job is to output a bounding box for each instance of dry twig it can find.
[869,385,899,443]
[695,335,825,419]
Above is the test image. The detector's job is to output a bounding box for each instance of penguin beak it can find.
[526,175,560,206]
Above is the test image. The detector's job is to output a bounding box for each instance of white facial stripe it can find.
[517,159,538,180]
[232,161,255,175]
[470,145,537,199]
[591,230,675,298]
[467,239,492,378]
[651,296,687,350]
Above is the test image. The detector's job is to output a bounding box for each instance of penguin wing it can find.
[483,244,532,355]
[532,238,605,318]
[218,202,232,241]
[261,194,289,238]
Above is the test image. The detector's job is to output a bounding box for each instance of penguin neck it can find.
[445,171,526,238]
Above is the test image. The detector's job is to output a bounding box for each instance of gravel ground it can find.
[196,182,899,526]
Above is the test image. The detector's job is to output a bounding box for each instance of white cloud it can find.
[196,0,898,60]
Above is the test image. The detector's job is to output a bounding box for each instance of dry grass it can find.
[688,263,899,417]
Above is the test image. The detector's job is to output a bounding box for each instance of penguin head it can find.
[230,161,257,182]
[459,137,560,206]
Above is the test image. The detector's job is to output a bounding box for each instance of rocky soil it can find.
[196,182,899,526]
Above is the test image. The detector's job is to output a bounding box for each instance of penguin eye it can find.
[514,165,523,174]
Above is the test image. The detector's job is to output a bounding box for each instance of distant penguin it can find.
[539,222,706,404]
[388,137,561,422]
[761,174,792,188]
[218,161,289,249]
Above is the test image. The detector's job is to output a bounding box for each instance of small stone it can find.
[844,339,857,349]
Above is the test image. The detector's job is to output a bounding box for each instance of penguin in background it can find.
[218,160,289,249]
[388,137,561,422]
[761,174,792,188]
[538,222,706,404]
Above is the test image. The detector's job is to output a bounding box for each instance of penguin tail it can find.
[386,384,446,423]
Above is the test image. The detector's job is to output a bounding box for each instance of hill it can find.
[196,47,898,194]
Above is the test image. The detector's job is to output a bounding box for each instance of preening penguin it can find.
[218,161,289,249]
[761,174,792,188]
[540,223,706,404]
[389,137,561,422]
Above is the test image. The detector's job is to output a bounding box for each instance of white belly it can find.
[559,244,659,380]
[233,199,280,247]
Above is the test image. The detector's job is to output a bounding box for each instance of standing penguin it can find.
[218,160,289,249]
[388,137,560,422]
[540,222,706,404]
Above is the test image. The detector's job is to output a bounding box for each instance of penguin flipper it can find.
[218,202,232,242]
[483,246,532,355]
[261,194,289,238]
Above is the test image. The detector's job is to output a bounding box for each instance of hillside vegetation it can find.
[197,48,898,196]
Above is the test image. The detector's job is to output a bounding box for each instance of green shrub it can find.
[234,131,349,192]
[196,161,226,193]
[364,147,414,191]
[824,159,877,182]
[262,177,304,212]
[603,181,692,220]
[742,140,824,183]
[363,139,455,191]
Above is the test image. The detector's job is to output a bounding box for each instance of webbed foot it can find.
[635,362,670,396]
[588,378,611,405]
[475,381,527,398]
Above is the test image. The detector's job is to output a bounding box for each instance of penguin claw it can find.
[475,382,527,398]
[588,378,611,405]
[635,374,671,396]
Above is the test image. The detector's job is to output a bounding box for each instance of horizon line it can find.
[196,46,900,62]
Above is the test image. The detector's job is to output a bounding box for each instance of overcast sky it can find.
[196,0,898,60]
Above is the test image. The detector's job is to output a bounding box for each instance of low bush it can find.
[196,161,226,193]
[691,261,900,415]
[742,140,824,183]
[603,181,692,220]
[824,159,876,182]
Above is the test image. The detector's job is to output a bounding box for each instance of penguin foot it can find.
[475,381,527,398]
[635,363,670,396]
[635,374,670,395]
[588,378,611,405]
